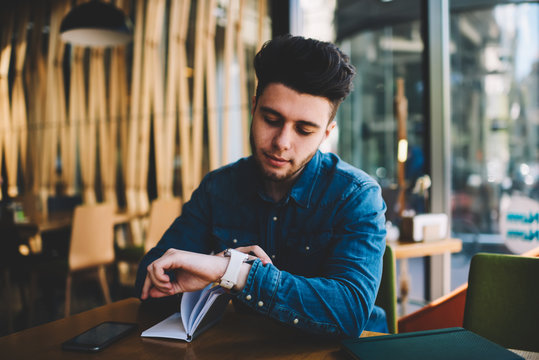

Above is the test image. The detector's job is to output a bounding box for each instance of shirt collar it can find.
[289,150,321,208]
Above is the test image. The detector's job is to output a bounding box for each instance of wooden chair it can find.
[144,197,182,253]
[397,283,467,333]
[375,244,398,333]
[115,197,182,265]
[463,252,539,352]
[65,203,115,317]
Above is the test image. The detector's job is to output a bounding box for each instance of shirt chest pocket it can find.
[212,226,259,252]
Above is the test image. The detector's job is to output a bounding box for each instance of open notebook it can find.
[141,284,230,342]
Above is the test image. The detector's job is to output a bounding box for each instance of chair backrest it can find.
[375,244,398,333]
[463,253,539,352]
[68,203,115,271]
[144,197,182,253]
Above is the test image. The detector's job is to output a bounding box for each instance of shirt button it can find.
[305,246,310,251]
[245,294,252,301]
[272,216,278,221]
[271,254,276,259]
[232,239,238,244]
[293,318,299,325]
[257,301,264,307]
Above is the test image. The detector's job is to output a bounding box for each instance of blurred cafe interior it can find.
[0,0,538,342]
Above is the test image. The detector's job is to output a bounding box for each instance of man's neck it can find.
[263,177,295,202]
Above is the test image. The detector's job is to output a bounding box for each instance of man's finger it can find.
[147,261,173,293]
[235,245,273,265]
[149,286,173,298]
[141,275,152,300]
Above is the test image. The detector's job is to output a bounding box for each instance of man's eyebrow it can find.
[259,106,283,118]
[259,106,321,129]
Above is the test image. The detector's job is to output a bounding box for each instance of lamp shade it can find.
[60,1,133,47]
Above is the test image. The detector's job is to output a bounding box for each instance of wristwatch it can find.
[219,249,250,290]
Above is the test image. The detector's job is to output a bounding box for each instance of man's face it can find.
[250,83,336,184]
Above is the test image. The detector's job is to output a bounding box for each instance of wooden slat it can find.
[116,0,130,173]
[94,47,117,205]
[149,0,166,198]
[163,0,182,198]
[177,0,193,199]
[108,47,120,201]
[221,0,236,165]
[257,0,267,52]
[25,3,47,196]
[125,0,146,245]
[206,0,219,170]
[70,46,91,202]
[135,0,153,212]
[83,49,101,205]
[57,1,73,196]
[236,0,249,157]
[11,6,30,195]
[40,0,69,211]
[0,12,14,200]
[61,41,78,196]
[191,0,207,188]
[135,0,157,214]
[106,0,130,210]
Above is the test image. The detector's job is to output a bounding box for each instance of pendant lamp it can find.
[60,1,133,47]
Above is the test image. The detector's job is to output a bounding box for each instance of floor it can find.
[0,237,512,337]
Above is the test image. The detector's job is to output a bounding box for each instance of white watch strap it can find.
[219,249,249,289]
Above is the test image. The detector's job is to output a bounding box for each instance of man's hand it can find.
[216,245,273,265]
[141,246,273,300]
[141,249,229,300]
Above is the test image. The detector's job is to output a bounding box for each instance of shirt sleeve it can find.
[234,183,387,338]
[135,175,214,297]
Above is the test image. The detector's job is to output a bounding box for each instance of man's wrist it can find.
[233,262,251,291]
[219,249,250,289]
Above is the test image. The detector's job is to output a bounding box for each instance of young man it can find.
[136,35,387,337]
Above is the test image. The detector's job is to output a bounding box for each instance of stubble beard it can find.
[250,130,317,183]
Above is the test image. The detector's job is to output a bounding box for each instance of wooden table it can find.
[390,238,462,259]
[388,238,462,315]
[0,297,385,360]
[16,210,146,233]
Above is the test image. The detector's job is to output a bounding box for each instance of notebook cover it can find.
[341,327,523,360]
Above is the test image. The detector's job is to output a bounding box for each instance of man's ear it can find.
[251,96,257,116]
[325,121,337,139]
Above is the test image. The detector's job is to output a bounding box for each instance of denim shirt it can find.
[136,151,387,338]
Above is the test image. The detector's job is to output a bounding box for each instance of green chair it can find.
[463,253,539,352]
[375,244,398,333]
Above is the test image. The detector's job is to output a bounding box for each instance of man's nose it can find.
[272,125,293,150]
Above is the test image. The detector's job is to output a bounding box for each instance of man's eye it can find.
[264,117,279,125]
[297,127,313,135]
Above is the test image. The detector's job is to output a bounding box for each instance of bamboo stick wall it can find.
[0,0,270,223]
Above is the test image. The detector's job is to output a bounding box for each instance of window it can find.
[450,3,539,254]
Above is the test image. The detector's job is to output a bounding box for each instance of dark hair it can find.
[254,35,356,119]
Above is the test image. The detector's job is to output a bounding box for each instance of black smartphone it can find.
[61,321,137,352]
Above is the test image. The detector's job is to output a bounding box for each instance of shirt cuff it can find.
[234,258,280,315]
